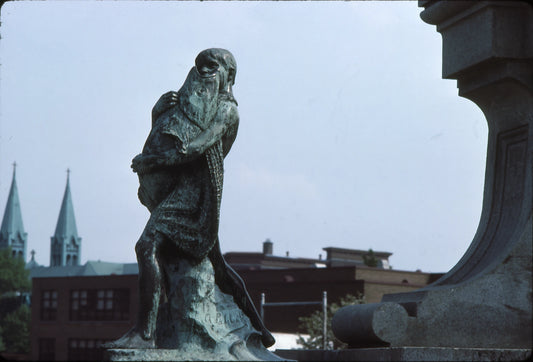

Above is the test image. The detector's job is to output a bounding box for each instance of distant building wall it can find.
[356,267,433,285]
[29,262,441,359]
[231,266,441,332]
[363,283,423,304]
[238,267,364,333]
[352,266,441,303]
[31,275,137,361]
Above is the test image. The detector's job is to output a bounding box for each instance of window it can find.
[70,289,129,321]
[68,339,108,361]
[70,290,90,320]
[41,290,58,320]
[38,338,55,361]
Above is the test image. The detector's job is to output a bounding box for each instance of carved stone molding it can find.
[332,0,532,349]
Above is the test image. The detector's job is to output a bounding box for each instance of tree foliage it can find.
[0,325,5,352]
[362,248,378,267]
[0,247,31,354]
[296,294,365,350]
[1,305,31,353]
[0,247,31,296]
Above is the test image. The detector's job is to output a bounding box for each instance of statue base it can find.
[104,348,231,361]
[105,257,288,361]
[274,347,532,361]
[105,346,287,361]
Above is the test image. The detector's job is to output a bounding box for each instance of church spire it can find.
[50,169,81,266]
[0,162,28,260]
[53,169,79,238]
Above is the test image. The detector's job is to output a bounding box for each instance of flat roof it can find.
[322,247,393,257]
[30,260,138,278]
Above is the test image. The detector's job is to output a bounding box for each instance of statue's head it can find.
[195,48,237,92]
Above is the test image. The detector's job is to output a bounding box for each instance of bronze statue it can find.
[105,49,281,361]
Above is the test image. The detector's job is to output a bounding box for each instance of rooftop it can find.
[30,260,138,278]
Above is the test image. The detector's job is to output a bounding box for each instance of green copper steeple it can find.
[0,162,28,260]
[50,169,82,266]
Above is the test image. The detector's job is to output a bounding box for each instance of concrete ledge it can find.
[105,348,290,361]
[275,347,532,361]
[104,348,229,361]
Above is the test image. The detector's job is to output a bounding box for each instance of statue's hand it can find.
[131,154,144,172]
[131,154,167,173]
[152,91,178,119]
[179,142,201,157]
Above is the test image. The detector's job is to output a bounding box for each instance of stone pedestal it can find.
[275,347,532,362]
[332,0,532,350]
[105,257,285,361]
[105,346,287,362]
[105,348,236,361]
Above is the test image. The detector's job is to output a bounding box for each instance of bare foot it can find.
[102,328,156,349]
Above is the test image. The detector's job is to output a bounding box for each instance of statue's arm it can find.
[132,102,238,173]
[131,152,182,174]
[131,147,200,174]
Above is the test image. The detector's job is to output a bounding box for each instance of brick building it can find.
[30,262,138,361]
[29,242,442,360]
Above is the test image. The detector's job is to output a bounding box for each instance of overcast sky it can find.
[0,1,488,273]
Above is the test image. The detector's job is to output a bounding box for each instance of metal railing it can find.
[260,291,328,350]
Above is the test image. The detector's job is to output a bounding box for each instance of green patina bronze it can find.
[105,49,283,361]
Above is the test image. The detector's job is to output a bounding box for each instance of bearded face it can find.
[195,49,236,91]
[143,49,237,155]
[176,65,221,131]
[171,49,235,130]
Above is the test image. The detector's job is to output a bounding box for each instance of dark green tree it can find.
[0,247,31,354]
[0,247,31,296]
[362,248,378,267]
[1,304,30,353]
[0,325,5,352]
[296,294,365,350]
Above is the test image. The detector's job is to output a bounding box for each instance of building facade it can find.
[30,262,138,361]
[29,243,442,360]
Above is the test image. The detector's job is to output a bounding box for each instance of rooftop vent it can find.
[263,239,273,255]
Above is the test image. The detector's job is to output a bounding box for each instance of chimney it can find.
[263,239,273,255]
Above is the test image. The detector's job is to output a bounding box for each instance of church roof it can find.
[53,171,79,240]
[25,250,40,269]
[30,261,139,278]
[0,164,26,240]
